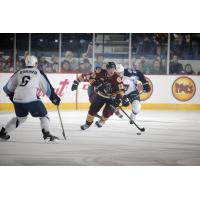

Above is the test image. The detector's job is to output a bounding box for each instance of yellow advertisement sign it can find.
[138,77,153,101]
[172,76,196,101]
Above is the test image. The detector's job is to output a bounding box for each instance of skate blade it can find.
[44,138,59,143]
[0,136,10,141]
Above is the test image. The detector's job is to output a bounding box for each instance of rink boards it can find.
[0,73,200,111]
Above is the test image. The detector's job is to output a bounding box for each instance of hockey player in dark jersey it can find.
[0,55,61,142]
[88,67,123,119]
[123,66,151,122]
[71,62,129,130]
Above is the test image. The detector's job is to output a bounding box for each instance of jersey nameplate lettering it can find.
[20,70,37,75]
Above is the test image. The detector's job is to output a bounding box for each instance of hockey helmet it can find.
[106,62,116,69]
[25,55,38,68]
[116,64,124,73]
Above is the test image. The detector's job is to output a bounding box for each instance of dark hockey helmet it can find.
[106,62,116,69]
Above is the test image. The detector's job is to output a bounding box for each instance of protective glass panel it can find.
[31,33,59,73]
[170,33,200,75]
[61,33,93,73]
[131,33,168,75]
[16,33,29,71]
[0,33,14,72]
[95,33,129,69]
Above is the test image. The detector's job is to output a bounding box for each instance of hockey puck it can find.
[137,132,141,135]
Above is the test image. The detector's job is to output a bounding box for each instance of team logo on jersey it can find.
[117,77,122,83]
[104,83,112,94]
[172,76,196,101]
[138,77,153,101]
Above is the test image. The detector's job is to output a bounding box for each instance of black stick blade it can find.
[140,127,145,132]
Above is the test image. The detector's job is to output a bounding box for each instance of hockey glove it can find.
[50,92,61,106]
[143,82,151,92]
[7,92,14,103]
[113,96,122,107]
[71,80,79,91]
[122,96,129,107]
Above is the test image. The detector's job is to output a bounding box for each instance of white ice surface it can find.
[0,110,200,166]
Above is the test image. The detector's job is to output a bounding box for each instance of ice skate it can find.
[80,124,90,130]
[0,127,10,141]
[95,120,105,128]
[42,129,59,142]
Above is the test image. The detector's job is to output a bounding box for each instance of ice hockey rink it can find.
[0,109,200,166]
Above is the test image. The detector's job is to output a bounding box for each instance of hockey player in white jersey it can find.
[0,55,61,142]
[116,64,150,123]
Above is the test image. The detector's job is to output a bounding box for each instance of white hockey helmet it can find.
[25,55,38,68]
[116,64,124,73]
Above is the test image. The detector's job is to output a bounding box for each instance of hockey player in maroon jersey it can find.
[71,62,129,130]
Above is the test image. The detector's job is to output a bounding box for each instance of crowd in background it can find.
[1,33,200,75]
[1,50,200,75]
[0,50,93,73]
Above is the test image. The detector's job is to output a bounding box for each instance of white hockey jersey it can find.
[123,75,138,95]
[3,68,52,103]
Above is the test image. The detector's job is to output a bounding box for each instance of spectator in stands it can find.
[162,59,167,71]
[78,58,92,73]
[150,59,166,74]
[84,58,92,71]
[51,55,59,64]
[51,55,59,73]
[52,62,59,73]
[61,60,75,73]
[64,51,78,71]
[140,56,146,66]
[0,52,6,72]
[169,55,184,74]
[140,56,153,74]
[101,61,107,70]
[5,51,15,72]
[82,52,89,59]
[95,55,104,68]
[134,59,144,73]
[38,56,50,72]
[184,64,196,75]
[44,64,54,73]
[81,52,92,67]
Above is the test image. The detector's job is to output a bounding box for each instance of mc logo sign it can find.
[172,76,196,101]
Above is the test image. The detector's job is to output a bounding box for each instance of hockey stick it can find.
[118,106,145,132]
[57,106,66,140]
